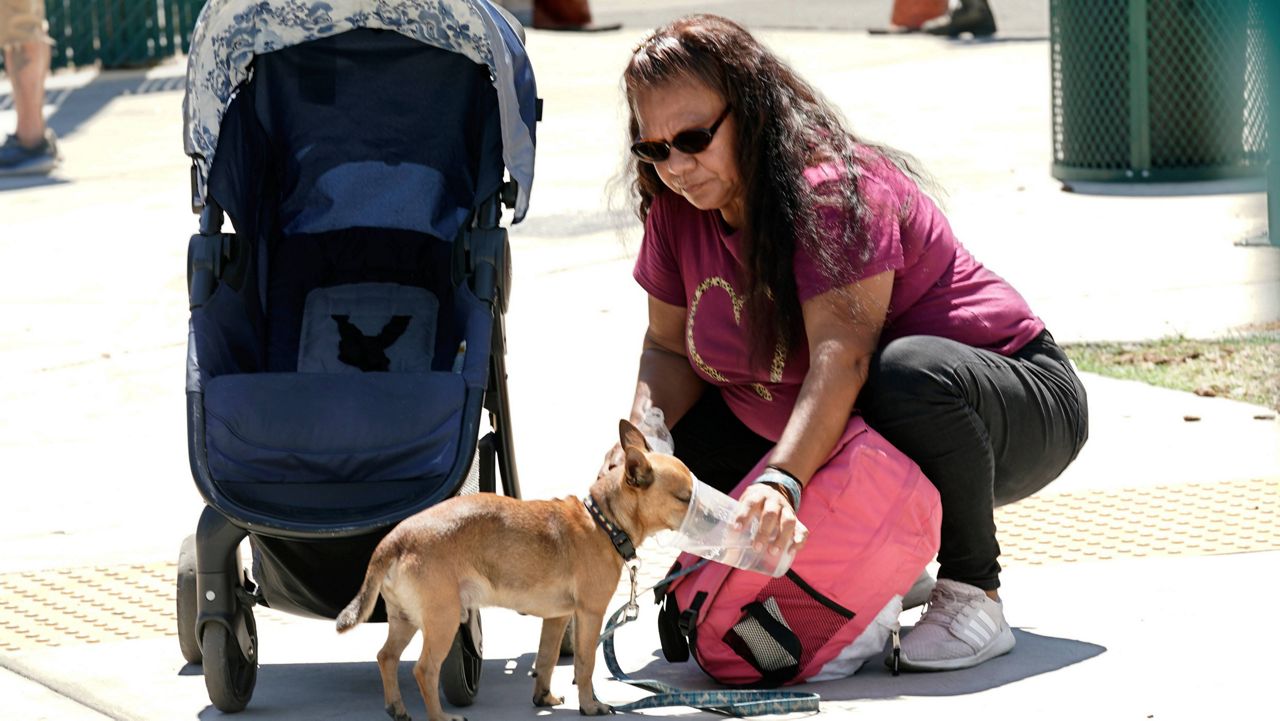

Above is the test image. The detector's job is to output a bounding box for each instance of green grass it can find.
[1063,329,1280,413]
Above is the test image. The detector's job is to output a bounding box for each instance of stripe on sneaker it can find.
[976,609,999,636]
[959,609,1002,647]
[962,622,991,646]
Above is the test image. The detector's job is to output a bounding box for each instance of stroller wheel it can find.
[176,534,202,665]
[203,606,258,713]
[441,611,482,707]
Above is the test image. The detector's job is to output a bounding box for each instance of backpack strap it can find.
[657,588,694,662]
[600,563,820,717]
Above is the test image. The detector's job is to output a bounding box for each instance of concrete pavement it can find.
[1,14,1277,721]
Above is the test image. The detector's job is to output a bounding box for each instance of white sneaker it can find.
[898,579,1015,671]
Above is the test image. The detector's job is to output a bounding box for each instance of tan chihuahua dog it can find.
[337,420,694,721]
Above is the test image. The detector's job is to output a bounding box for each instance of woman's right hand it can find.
[734,481,808,557]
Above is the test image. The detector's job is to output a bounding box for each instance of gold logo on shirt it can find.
[688,276,787,401]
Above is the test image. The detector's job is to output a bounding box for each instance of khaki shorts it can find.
[0,0,51,49]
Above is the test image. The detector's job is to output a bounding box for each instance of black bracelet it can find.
[753,466,803,512]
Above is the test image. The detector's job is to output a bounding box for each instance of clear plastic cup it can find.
[663,479,803,578]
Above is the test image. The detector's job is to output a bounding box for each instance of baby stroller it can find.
[173,0,538,712]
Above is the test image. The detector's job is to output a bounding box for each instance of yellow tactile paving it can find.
[1,479,1277,653]
[0,562,174,653]
[996,478,1279,566]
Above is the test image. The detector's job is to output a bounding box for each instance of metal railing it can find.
[35,0,205,70]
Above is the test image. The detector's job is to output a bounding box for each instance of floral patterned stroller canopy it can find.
[183,0,538,221]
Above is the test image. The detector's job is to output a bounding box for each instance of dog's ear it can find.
[623,445,654,489]
[619,419,651,453]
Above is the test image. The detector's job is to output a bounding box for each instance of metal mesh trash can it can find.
[1267,0,1280,244]
[1051,0,1269,185]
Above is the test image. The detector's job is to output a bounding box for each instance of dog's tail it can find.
[336,548,394,634]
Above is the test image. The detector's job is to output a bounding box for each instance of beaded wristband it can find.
[753,466,803,513]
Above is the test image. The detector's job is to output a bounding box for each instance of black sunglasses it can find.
[631,106,732,163]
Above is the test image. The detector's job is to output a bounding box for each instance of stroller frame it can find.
[175,3,538,712]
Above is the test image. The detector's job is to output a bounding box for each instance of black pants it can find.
[670,330,1089,591]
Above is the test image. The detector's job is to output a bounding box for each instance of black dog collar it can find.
[583,495,636,561]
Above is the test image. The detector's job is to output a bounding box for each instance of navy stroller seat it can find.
[177,1,537,712]
[197,30,502,520]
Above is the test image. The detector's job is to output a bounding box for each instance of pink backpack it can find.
[655,417,941,686]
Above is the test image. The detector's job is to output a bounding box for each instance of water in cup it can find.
[665,478,803,578]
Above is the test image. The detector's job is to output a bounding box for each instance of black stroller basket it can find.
[177,22,533,713]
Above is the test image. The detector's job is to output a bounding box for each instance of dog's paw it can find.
[579,700,615,716]
[384,703,412,721]
[533,689,563,707]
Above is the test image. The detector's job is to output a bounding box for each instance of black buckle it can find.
[677,591,707,638]
[187,233,248,308]
[612,529,636,561]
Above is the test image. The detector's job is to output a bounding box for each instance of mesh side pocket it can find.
[735,599,798,669]
[724,571,856,684]
[725,598,802,686]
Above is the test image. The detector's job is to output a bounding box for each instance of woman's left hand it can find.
[733,483,808,557]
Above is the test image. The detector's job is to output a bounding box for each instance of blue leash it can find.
[598,560,821,717]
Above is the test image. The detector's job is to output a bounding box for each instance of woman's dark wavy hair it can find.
[624,14,921,369]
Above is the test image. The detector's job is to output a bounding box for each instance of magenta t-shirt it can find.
[633,155,1044,441]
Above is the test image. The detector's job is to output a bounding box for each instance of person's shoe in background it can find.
[0,129,59,176]
[869,0,948,35]
[926,0,998,38]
